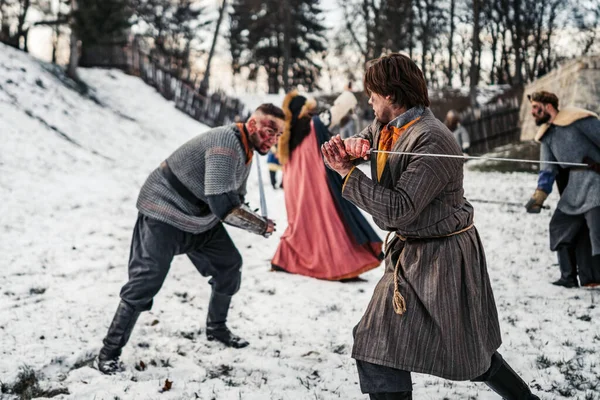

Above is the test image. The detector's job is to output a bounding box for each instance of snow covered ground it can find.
[1,44,599,400]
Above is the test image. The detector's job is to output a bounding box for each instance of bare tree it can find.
[33,0,69,63]
[415,0,444,80]
[67,0,78,80]
[446,0,456,86]
[469,0,483,103]
[338,0,413,65]
[281,0,291,92]
[572,1,600,57]
[199,0,228,95]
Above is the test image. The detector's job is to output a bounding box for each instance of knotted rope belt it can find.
[386,224,475,315]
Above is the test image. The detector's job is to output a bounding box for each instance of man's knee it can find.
[120,261,170,311]
[120,280,159,311]
[220,249,243,276]
[211,255,243,295]
[215,268,242,295]
[227,249,243,270]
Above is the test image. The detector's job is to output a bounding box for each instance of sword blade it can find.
[367,149,589,168]
[255,153,268,218]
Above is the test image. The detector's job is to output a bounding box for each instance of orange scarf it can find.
[236,122,254,165]
[377,117,421,181]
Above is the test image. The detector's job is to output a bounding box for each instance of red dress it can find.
[272,120,382,280]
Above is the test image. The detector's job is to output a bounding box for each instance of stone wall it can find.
[520,56,600,141]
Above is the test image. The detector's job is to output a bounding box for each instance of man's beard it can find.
[250,134,271,155]
[534,112,551,126]
[376,108,393,125]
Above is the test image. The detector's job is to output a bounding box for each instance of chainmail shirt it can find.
[137,124,252,233]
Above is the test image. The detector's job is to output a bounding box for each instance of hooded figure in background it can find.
[271,90,383,280]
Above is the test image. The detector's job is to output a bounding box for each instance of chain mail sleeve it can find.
[204,138,245,196]
[202,130,267,235]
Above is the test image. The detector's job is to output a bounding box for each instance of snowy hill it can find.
[1,43,599,399]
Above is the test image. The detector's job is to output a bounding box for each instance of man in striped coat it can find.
[322,53,540,399]
[97,104,285,375]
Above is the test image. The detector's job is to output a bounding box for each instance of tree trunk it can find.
[512,0,523,85]
[16,0,31,51]
[408,0,414,58]
[446,0,455,86]
[281,0,291,92]
[489,19,499,85]
[362,0,371,60]
[52,23,60,64]
[199,0,227,95]
[268,62,279,94]
[417,0,428,79]
[529,1,545,81]
[469,0,481,106]
[67,0,79,80]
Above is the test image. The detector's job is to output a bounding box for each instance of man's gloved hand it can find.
[524,189,548,214]
[263,218,276,238]
[583,156,600,174]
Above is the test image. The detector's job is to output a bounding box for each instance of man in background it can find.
[525,91,600,288]
[444,109,471,154]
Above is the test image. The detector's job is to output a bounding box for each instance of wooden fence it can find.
[460,96,521,155]
[127,43,246,128]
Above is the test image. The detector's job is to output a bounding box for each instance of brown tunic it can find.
[343,109,502,380]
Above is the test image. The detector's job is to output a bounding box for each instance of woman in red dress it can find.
[271,90,383,280]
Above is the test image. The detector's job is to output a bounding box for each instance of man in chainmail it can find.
[97,104,285,375]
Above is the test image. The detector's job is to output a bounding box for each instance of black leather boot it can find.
[581,253,600,287]
[485,357,540,400]
[206,291,249,348]
[98,300,141,374]
[552,246,579,288]
[574,232,600,286]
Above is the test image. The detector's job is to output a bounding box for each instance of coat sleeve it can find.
[352,119,378,143]
[347,119,378,166]
[341,131,458,229]
[539,141,559,175]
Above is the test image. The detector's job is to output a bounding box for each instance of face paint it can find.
[250,116,285,155]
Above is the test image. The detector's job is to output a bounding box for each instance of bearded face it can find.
[531,101,552,126]
[247,114,285,155]
[368,92,395,125]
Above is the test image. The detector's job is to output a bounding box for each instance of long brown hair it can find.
[363,53,430,109]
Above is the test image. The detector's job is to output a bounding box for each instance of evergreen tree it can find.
[133,0,209,75]
[229,0,327,93]
[73,0,133,68]
[73,0,132,45]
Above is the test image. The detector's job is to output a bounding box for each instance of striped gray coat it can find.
[342,109,502,380]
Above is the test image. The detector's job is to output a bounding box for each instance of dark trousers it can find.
[100,214,243,360]
[120,213,243,311]
[269,170,279,188]
[549,207,600,285]
[358,352,510,396]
